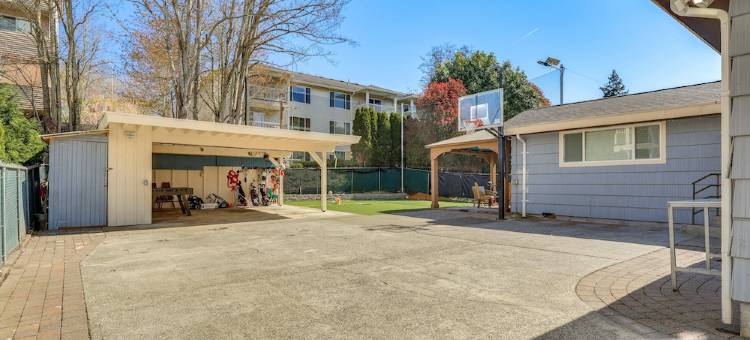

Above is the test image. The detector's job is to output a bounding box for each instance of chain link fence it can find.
[0,162,39,266]
[284,167,489,198]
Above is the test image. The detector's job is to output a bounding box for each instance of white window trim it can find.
[558,121,667,167]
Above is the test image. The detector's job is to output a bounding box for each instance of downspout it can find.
[515,134,527,218]
[670,0,732,324]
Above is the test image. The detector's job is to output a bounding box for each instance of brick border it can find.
[0,232,104,340]
[576,247,739,338]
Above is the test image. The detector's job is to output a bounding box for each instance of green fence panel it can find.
[352,169,379,193]
[404,168,430,194]
[284,168,320,194]
[328,169,352,194]
[380,168,402,192]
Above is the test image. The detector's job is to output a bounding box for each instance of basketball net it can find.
[463,119,483,134]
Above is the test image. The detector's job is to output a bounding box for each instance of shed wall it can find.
[107,123,152,227]
[510,115,720,224]
[48,135,108,229]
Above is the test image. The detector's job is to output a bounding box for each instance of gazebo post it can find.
[430,153,439,208]
[489,155,497,191]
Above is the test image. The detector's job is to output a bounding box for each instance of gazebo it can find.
[425,130,505,209]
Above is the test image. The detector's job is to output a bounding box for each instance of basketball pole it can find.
[486,127,505,220]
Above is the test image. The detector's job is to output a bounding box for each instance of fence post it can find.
[16,169,21,241]
[378,168,381,192]
[350,170,354,194]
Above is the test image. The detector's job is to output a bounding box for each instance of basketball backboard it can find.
[458,88,503,132]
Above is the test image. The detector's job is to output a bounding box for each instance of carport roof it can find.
[93,112,360,153]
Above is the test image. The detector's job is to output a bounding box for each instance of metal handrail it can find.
[692,173,721,225]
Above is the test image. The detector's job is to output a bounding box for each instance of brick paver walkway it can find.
[0,232,104,340]
[576,247,740,339]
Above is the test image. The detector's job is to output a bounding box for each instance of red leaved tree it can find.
[416,78,467,127]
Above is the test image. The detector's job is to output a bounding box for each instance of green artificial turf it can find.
[287,199,471,215]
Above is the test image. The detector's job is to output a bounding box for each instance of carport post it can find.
[308,151,327,212]
[320,153,327,212]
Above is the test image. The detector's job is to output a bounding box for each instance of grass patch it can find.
[287,199,471,215]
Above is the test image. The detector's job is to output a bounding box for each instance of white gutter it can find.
[515,134,527,218]
[670,0,732,324]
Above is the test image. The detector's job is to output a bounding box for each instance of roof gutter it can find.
[670,0,732,324]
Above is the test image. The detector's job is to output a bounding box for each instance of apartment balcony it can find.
[247,84,287,111]
[247,120,280,129]
[354,103,397,113]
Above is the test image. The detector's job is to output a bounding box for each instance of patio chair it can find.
[472,183,494,208]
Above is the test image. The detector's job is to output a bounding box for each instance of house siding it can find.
[730,0,750,303]
[510,115,720,224]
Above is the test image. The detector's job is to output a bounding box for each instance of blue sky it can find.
[288,0,720,105]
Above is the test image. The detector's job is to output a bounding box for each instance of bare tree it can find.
[54,0,104,131]
[16,0,63,133]
[128,0,213,119]
[126,0,350,122]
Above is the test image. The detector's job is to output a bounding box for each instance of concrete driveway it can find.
[81,207,691,339]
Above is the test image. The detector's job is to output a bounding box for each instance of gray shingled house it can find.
[505,81,721,224]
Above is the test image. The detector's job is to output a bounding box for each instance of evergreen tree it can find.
[0,86,43,164]
[371,111,391,166]
[389,112,401,166]
[352,107,373,165]
[600,70,628,98]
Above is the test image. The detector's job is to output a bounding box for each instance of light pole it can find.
[537,57,565,105]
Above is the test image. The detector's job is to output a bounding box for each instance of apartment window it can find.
[329,91,351,109]
[289,116,311,131]
[560,122,665,167]
[328,151,346,161]
[329,121,351,135]
[291,152,310,161]
[290,85,310,104]
[0,16,30,33]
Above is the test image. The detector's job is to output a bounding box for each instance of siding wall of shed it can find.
[48,135,108,230]
[107,123,152,227]
[729,0,750,303]
[510,115,720,224]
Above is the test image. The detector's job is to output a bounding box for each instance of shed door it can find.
[49,137,108,229]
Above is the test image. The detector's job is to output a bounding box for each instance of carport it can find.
[43,112,359,228]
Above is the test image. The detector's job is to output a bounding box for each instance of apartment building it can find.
[244,66,416,161]
[0,1,47,114]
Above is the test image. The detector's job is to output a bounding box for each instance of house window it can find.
[401,103,411,113]
[329,91,351,109]
[289,116,311,131]
[560,122,665,167]
[0,16,30,33]
[329,121,351,135]
[290,85,310,104]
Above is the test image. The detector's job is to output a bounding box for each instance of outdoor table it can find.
[152,187,194,216]
[667,200,721,291]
